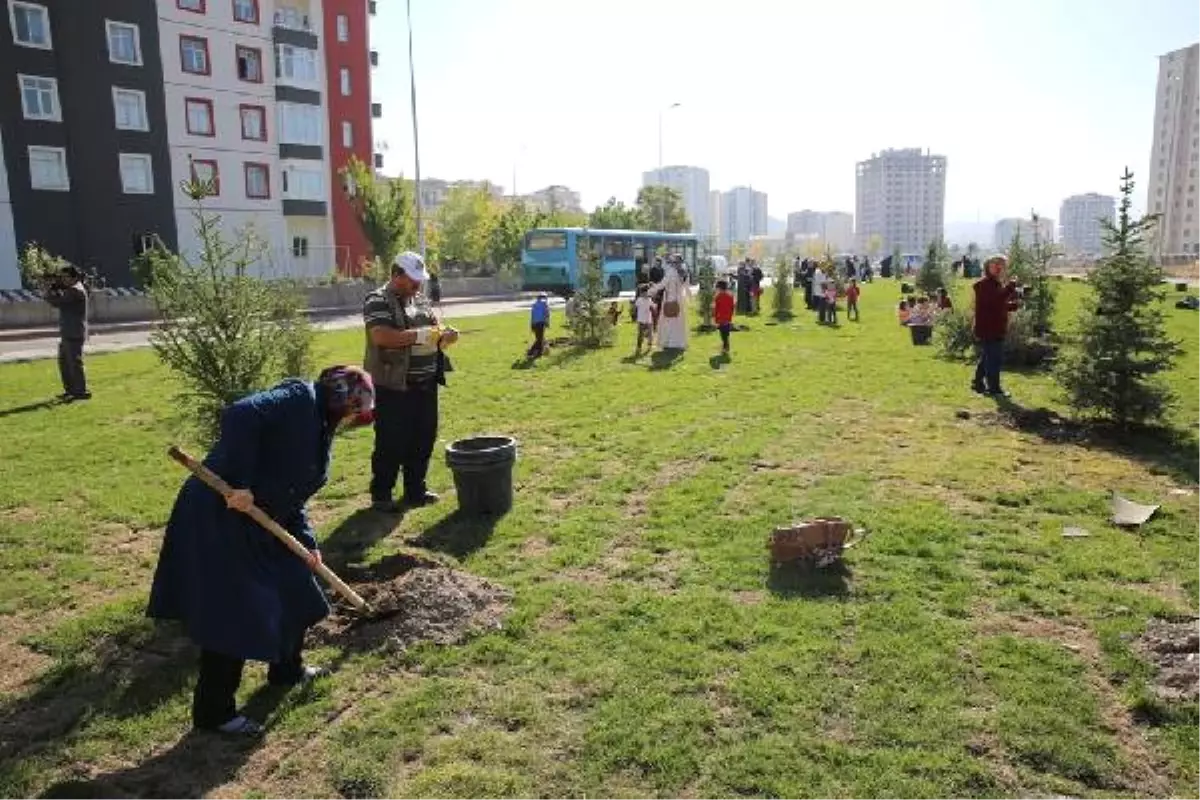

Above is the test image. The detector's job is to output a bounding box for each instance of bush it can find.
[935,306,975,359]
[18,243,102,291]
[937,306,1055,368]
[916,237,949,294]
[142,179,314,442]
[567,246,613,348]
[771,256,794,318]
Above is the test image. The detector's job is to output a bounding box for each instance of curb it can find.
[0,292,540,343]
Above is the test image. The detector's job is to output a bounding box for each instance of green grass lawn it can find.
[0,280,1196,798]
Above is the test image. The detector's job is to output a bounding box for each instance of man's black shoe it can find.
[403,492,440,508]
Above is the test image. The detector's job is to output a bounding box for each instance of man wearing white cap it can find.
[362,251,459,512]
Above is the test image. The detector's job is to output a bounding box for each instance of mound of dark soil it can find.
[314,552,512,653]
[1135,617,1199,702]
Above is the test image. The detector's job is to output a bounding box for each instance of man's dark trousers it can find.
[58,338,87,396]
[370,384,439,502]
[973,339,1005,393]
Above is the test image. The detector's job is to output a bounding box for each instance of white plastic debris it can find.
[1062,526,1090,538]
[1110,492,1160,527]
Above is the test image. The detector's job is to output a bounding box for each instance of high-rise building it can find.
[642,165,709,235]
[855,148,946,255]
[786,210,854,252]
[1147,42,1199,257]
[993,217,1055,250]
[720,186,767,246]
[0,0,377,289]
[522,184,582,215]
[1059,194,1115,256]
[708,190,721,248]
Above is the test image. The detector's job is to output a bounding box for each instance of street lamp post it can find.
[657,102,680,231]
[405,0,424,257]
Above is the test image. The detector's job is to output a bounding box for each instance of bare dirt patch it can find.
[0,616,53,696]
[871,478,989,515]
[976,612,1174,796]
[313,553,512,653]
[732,590,765,606]
[520,536,552,558]
[1134,617,1199,703]
[0,505,43,524]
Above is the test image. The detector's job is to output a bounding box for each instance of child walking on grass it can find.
[846,279,861,322]
[823,281,838,324]
[714,279,735,354]
[634,285,655,354]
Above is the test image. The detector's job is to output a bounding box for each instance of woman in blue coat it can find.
[148,366,375,736]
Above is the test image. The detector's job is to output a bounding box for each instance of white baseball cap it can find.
[393,251,429,283]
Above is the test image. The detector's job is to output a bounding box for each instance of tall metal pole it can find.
[405,0,424,257]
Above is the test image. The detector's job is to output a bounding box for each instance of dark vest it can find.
[363,288,440,391]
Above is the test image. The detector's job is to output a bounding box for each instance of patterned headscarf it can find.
[317,365,375,422]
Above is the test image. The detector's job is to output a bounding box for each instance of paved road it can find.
[0,294,588,363]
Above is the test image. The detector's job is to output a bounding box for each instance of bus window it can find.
[576,234,596,258]
[526,232,567,251]
[603,237,632,260]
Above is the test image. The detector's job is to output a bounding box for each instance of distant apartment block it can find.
[786,210,854,252]
[643,164,710,236]
[1146,42,1199,257]
[522,184,582,215]
[0,0,380,288]
[721,186,767,246]
[855,148,946,255]
[993,216,1055,250]
[1059,194,1116,256]
[416,177,503,213]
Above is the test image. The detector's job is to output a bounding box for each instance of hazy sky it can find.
[370,0,1199,223]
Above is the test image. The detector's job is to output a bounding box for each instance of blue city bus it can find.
[521,228,699,296]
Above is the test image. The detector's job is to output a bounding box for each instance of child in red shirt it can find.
[714,279,735,354]
[846,279,861,321]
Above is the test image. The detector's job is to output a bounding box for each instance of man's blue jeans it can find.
[974,339,1004,393]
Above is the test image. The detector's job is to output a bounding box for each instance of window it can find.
[341,120,352,147]
[177,0,205,12]
[232,0,258,23]
[292,236,309,258]
[28,145,68,190]
[526,233,566,251]
[106,20,142,65]
[275,44,318,84]
[119,153,154,194]
[239,104,266,140]
[236,46,263,82]
[245,162,270,198]
[9,1,50,48]
[180,35,210,75]
[340,67,350,95]
[283,165,323,200]
[191,158,219,194]
[278,102,320,145]
[18,74,59,121]
[185,97,214,136]
[112,87,148,131]
[336,14,349,41]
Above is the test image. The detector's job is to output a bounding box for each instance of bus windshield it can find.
[526,232,567,251]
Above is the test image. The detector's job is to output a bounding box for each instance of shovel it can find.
[167,445,371,613]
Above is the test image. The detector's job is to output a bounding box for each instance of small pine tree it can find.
[916,237,949,294]
[1025,211,1058,336]
[695,256,716,328]
[771,255,793,318]
[1057,169,1182,427]
[568,245,614,348]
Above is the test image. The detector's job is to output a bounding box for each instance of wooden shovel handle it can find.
[167,445,370,612]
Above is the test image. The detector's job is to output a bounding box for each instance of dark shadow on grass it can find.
[767,560,851,599]
[709,353,731,370]
[990,395,1199,484]
[510,355,539,370]
[0,399,61,418]
[321,508,404,570]
[649,349,685,371]
[772,311,796,322]
[621,352,646,364]
[408,509,501,559]
[38,684,288,799]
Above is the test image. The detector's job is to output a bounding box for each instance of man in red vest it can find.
[972,254,1020,396]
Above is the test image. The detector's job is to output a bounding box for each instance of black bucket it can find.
[909,324,933,346]
[446,436,517,516]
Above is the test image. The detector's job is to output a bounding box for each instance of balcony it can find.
[283,199,328,217]
[273,6,318,49]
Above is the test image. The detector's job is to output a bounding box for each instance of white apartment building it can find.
[708,190,721,248]
[160,0,335,280]
[1146,42,1199,257]
[1059,194,1115,256]
[523,184,582,215]
[855,148,946,255]
[786,210,854,252]
[642,165,710,236]
[993,216,1055,250]
[721,186,767,246]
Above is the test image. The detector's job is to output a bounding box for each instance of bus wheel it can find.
[607,276,622,297]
